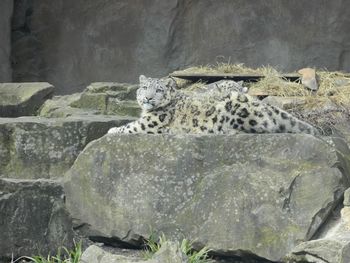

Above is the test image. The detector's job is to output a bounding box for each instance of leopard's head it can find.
[137,75,177,111]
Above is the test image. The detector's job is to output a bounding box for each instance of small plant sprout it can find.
[143,233,212,263]
[11,240,82,263]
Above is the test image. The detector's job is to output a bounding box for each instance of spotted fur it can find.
[108,75,319,135]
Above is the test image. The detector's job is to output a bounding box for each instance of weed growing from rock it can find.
[143,233,212,263]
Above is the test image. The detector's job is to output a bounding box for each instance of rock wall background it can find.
[0,0,13,82]
[6,0,350,94]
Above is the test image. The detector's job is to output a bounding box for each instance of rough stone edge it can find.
[0,83,54,117]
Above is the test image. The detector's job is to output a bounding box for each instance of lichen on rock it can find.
[65,133,350,261]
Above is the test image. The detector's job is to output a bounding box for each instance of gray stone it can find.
[262,96,306,110]
[298,68,319,91]
[284,178,350,263]
[285,239,350,263]
[11,1,350,94]
[0,116,134,179]
[285,206,350,262]
[188,80,248,97]
[0,83,54,117]
[64,134,350,262]
[86,82,138,99]
[40,82,141,118]
[334,79,350,87]
[0,178,74,262]
[341,207,350,230]
[0,0,12,82]
[81,242,187,263]
[151,242,188,263]
[344,188,350,206]
[38,93,98,118]
[71,82,140,117]
[81,245,143,263]
[333,122,350,149]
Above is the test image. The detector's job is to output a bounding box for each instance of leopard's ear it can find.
[139,75,147,83]
[164,77,177,89]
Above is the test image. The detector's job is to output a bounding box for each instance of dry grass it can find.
[171,63,350,133]
[173,63,266,75]
[174,79,206,91]
[173,63,350,108]
[250,70,350,108]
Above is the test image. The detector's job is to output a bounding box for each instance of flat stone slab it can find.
[64,134,350,262]
[0,115,134,179]
[0,178,74,262]
[0,82,54,117]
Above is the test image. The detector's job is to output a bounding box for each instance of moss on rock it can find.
[65,134,350,261]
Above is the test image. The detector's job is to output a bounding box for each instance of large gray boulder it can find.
[0,178,74,262]
[0,116,133,179]
[0,0,12,82]
[11,1,350,94]
[0,82,54,117]
[64,134,350,262]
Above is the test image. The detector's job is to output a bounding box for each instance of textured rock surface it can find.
[0,179,74,262]
[81,245,143,263]
[285,189,350,263]
[71,82,140,117]
[298,68,319,91]
[333,123,350,149]
[0,82,54,117]
[0,116,133,179]
[0,0,12,82]
[81,242,187,263]
[262,96,307,110]
[38,93,95,118]
[286,239,350,263]
[39,82,140,118]
[65,134,350,261]
[11,0,350,94]
[344,188,350,206]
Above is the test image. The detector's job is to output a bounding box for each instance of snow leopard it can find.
[107,75,319,135]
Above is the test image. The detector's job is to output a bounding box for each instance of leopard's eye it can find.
[142,86,147,89]
[156,88,162,93]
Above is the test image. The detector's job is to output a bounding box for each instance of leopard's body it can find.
[108,75,319,135]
